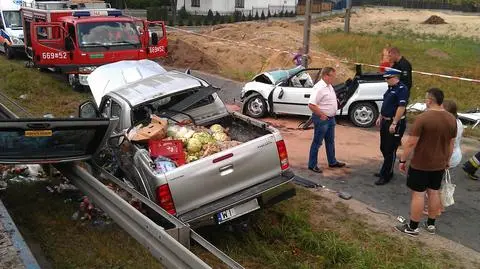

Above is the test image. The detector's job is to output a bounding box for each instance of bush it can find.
[187,18,193,26]
[254,11,259,20]
[248,12,253,21]
[273,12,277,17]
[261,11,266,20]
[267,10,271,18]
[207,9,214,22]
[178,6,189,21]
[178,20,185,26]
[215,11,221,22]
[168,19,173,26]
[242,13,246,21]
[233,11,242,22]
[219,16,225,24]
[279,10,284,17]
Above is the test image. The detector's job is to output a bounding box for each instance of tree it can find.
[207,9,214,23]
[215,11,221,22]
[260,11,266,20]
[178,6,189,21]
[267,9,271,18]
[241,13,246,21]
[247,11,253,21]
[170,0,178,26]
[279,10,284,17]
[254,11,259,20]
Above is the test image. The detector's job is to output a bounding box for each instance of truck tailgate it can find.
[166,134,282,215]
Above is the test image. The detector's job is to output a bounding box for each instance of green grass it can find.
[2,181,164,269]
[315,30,480,111]
[194,189,461,269]
[3,181,465,269]
[0,59,88,117]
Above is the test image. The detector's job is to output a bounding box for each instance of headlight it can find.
[79,66,97,73]
[11,37,24,45]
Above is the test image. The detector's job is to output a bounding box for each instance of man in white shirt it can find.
[307,67,346,173]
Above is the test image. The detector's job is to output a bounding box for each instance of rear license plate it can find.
[216,199,260,224]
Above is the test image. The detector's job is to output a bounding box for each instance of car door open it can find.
[0,118,115,164]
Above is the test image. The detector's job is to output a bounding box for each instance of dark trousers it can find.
[463,151,480,175]
[308,114,337,168]
[379,118,406,179]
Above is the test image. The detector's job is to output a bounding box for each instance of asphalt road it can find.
[192,70,480,253]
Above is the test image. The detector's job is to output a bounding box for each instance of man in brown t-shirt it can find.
[396,88,457,236]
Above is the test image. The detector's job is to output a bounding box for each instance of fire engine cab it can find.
[20,0,167,90]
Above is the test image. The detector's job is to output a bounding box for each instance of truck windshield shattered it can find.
[77,21,140,49]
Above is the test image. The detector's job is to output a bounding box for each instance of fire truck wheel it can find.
[4,44,15,59]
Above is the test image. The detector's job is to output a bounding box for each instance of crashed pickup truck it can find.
[79,60,296,227]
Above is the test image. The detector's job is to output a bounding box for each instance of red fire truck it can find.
[21,0,167,90]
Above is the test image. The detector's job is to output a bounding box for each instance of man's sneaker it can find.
[462,166,479,180]
[395,223,419,237]
[423,222,436,234]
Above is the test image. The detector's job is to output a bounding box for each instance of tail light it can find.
[156,184,176,215]
[276,140,290,170]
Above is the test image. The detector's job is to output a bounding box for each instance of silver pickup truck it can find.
[79,60,296,227]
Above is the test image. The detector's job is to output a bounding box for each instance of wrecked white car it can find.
[240,65,388,127]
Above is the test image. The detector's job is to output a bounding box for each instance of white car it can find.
[240,65,388,127]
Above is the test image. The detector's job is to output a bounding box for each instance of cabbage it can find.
[210,124,224,133]
[167,125,180,138]
[213,132,230,142]
[192,132,215,144]
[186,155,199,163]
[187,138,202,153]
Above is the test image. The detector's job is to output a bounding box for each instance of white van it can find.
[0,0,26,58]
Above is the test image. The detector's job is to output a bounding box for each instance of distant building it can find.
[177,0,297,15]
[296,0,333,14]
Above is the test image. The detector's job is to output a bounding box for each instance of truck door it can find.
[30,22,72,67]
[0,118,115,164]
[144,21,167,59]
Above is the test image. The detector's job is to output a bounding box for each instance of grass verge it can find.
[0,59,87,117]
[3,181,466,269]
[315,30,480,111]
[194,188,461,269]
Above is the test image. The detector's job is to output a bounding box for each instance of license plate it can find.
[25,130,52,137]
[216,199,260,224]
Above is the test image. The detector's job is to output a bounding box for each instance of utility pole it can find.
[302,0,312,68]
[344,0,352,33]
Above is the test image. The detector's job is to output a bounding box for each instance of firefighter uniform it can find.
[463,151,480,180]
[376,71,409,185]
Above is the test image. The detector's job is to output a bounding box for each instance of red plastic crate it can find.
[149,139,186,166]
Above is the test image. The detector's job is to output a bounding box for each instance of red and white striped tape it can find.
[167,25,480,84]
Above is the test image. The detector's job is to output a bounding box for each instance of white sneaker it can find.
[423,222,436,234]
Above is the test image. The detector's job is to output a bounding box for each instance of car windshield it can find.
[266,66,304,84]
[4,11,22,28]
[77,21,140,49]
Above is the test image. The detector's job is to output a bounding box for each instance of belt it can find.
[382,116,405,121]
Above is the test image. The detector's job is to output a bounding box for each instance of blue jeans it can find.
[308,114,338,168]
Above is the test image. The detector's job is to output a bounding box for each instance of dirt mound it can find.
[423,15,447,24]
[167,21,354,82]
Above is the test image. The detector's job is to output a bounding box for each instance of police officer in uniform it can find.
[375,69,409,185]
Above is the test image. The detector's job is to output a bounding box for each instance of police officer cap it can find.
[383,68,401,78]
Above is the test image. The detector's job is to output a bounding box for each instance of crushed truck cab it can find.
[20,0,167,90]
[80,60,296,227]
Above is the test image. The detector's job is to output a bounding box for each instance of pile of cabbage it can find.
[166,124,240,164]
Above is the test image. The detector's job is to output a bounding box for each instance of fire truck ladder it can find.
[0,97,244,269]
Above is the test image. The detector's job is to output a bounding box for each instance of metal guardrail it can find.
[0,101,245,269]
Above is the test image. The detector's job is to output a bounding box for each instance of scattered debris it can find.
[0,164,46,190]
[19,94,28,100]
[423,15,447,25]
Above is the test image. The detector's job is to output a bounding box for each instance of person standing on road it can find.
[374,69,409,185]
[396,88,457,236]
[307,67,346,173]
[389,47,413,91]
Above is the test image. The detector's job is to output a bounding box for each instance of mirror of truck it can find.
[151,32,158,46]
[79,101,99,118]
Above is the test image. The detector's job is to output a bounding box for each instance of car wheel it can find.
[349,102,378,128]
[244,94,267,118]
[4,44,15,59]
